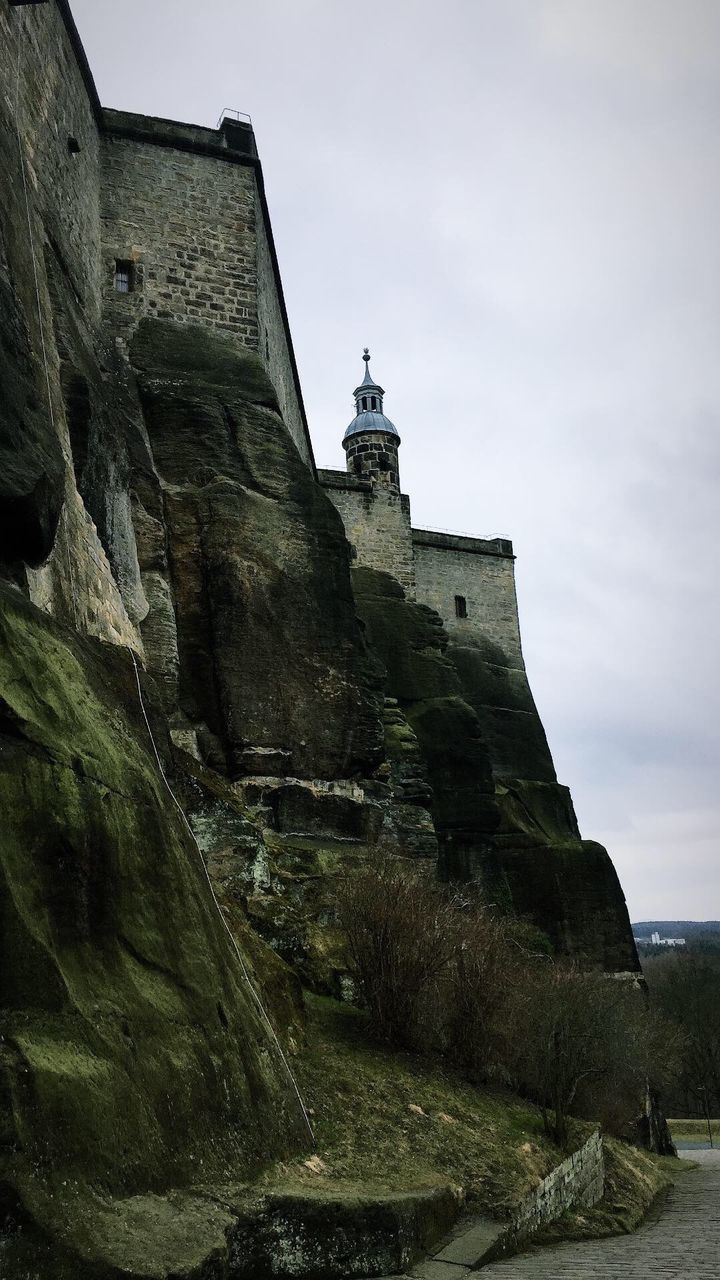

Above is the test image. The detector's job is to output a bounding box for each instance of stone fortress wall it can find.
[320,454,526,672]
[319,469,416,598]
[1,0,103,315]
[0,9,645,1272]
[100,122,258,346]
[2,0,639,978]
[101,110,314,468]
[412,529,522,665]
[5,0,521,659]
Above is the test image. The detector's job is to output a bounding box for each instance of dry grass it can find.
[263,994,590,1215]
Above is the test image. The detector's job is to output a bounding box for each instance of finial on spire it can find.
[359,348,378,389]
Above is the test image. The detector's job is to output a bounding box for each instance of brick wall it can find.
[512,1130,605,1239]
[101,129,258,347]
[1,0,102,319]
[412,531,523,668]
[101,112,313,468]
[319,470,416,598]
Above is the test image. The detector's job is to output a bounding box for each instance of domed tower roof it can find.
[343,349,400,443]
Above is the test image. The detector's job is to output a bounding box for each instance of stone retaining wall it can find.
[400,1131,606,1277]
[511,1129,604,1241]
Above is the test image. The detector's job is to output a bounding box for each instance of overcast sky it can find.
[73,0,720,922]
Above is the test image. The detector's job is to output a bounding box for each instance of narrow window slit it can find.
[114,260,133,293]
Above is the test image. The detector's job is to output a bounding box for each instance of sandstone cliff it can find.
[352,568,638,973]
[0,3,642,1267]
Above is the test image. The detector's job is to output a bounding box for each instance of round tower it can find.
[343,349,401,494]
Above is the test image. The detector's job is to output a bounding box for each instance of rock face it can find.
[353,568,639,973]
[131,320,383,781]
[0,584,308,1245]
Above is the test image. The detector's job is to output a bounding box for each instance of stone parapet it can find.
[318,468,372,492]
[412,528,514,559]
[102,107,257,161]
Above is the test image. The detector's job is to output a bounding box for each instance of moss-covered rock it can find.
[0,585,309,1258]
[352,568,503,890]
[448,641,557,784]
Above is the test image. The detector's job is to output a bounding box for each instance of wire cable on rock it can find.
[128,649,316,1148]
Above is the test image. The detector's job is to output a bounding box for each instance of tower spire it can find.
[352,348,386,415]
[342,349,402,493]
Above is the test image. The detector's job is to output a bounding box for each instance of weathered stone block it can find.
[229,1184,461,1279]
[270,784,383,844]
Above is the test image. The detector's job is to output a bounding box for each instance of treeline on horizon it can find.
[633,921,720,958]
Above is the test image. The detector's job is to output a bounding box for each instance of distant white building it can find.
[638,931,687,947]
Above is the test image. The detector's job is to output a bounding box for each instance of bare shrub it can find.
[336,860,677,1146]
[336,858,457,1046]
[443,899,543,1082]
[507,964,678,1145]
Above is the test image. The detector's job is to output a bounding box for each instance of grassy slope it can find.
[262,995,690,1249]
[263,995,589,1216]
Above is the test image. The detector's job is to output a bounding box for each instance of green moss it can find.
[0,585,308,1255]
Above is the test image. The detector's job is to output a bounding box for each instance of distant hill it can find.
[632,921,720,937]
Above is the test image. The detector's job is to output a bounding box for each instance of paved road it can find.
[480,1149,720,1279]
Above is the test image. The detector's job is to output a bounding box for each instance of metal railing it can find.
[216,107,253,129]
[412,523,503,542]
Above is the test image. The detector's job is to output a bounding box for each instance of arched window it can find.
[371,396,377,410]
[362,396,368,410]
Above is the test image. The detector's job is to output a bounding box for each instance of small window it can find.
[371,396,377,410]
[114,260,133,293]
[362,396,368,410]
[454,595,467,619]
